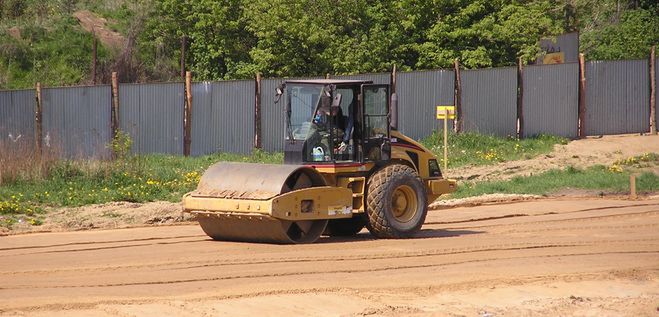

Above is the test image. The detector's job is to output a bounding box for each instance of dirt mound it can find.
[7,201,194,235]
[73,10,126,50]
[449,134,659,182]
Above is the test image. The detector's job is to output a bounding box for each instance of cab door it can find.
[361,84,390,162]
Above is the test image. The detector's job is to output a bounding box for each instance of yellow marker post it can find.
[436,106,455,173]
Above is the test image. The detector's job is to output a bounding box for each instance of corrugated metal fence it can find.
[397,70,454,140]
[523,63,579,138]
[1,58,656,159]
[585,59,650,136]
[333,72,390,85]
[0,89,35,150]
[261,78,287,152]
[461,67,518,137]
[191,80,255,155]
[41,86,112,159]
[119,82,185,155]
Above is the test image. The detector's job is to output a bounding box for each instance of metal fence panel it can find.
[522,63,579,138]
[119,82,184,155]
[0,89,35,151]
[191,80,255,155]
[41,86,111,159]
[585,60,650,135]
[461,67,517,137]
[333,72,390,85]
[261,78,286,152]
[118,84,141,154]
[397,70,454,140]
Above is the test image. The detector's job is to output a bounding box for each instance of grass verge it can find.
[0,150,283,229]
[420,131,568,168]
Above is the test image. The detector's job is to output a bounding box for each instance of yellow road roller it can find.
[183,80,456,243]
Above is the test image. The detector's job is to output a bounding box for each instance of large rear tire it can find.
[365,164,428,238]
[324,214,367,237]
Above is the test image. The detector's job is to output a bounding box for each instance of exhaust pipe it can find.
[390,92,398,130]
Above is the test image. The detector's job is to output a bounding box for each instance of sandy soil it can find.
[5,201,193,236]
[449,134,659,182]
[73,10,126,50]
[1,198,658,316]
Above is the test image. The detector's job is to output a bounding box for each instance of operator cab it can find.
[277,79,391,165]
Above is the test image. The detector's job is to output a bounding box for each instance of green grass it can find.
[420,131,568,168]
[451,165,659,199]
[1,16,109,89]
[0,150,283,228]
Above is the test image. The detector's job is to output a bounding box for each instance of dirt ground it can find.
[450,134,659,182]
[1,197,658,316]
[73,10,126,50]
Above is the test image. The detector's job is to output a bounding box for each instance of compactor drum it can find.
[183,80,456,243]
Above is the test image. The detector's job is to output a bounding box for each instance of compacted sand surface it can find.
[1,197,658,316]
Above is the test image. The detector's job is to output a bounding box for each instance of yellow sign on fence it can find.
[436,106,455,120]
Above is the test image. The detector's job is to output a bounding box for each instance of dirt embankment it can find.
[5,201,192,236]
[449,134,659,182]
[73,10,126,50]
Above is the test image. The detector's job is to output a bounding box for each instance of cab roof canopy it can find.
[284,79,374,85]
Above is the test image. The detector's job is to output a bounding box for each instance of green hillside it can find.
[1,0,657,89]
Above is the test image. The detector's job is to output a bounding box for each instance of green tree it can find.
[582,8,658,60]
[144,0,254,80]
[416,0,564,69]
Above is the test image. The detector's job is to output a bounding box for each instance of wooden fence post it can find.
[35,82,43,159]
[110,72,120,159]
[254,73,262,149]
[578,53,587,138]
[650,45,656,135]
[517,57,524,139]
[184,71,193,156]
[111,72,119,133]
[453,59,462,133]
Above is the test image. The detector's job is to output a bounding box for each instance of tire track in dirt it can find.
[475,222,659,235]
[425,202,659,225]
[5,267,657,313]
[0,242,582,275]
[3,237,208,257]
[3,234,656,276]
[5,249,657,290]
[3,205,657,276]
[432,210,659,230]
[0,234,205,252]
